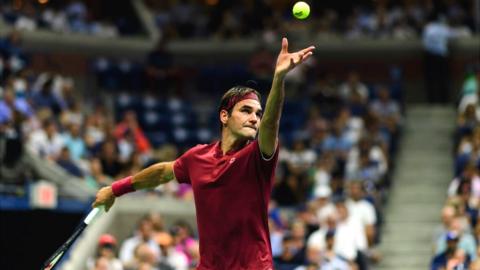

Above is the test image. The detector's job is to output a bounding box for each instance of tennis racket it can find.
[42,207,103,270]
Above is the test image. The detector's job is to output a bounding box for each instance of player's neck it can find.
[220,133,248,155]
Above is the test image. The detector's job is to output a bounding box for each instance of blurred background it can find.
[0,0,478,269]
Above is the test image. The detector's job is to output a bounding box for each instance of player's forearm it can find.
[262,73,285,131]
[131,162,175,190]
[259,74,284,155]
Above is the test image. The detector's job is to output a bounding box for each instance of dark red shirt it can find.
[173,140,279,270]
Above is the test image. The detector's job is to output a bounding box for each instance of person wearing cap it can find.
[311,185,336,225]
[87,234,123,270]
[92,38,315,270]
[431,231,471,270]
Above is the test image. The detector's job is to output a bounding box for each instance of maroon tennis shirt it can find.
[173,139,279,270]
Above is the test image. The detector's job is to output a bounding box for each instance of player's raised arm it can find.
[258,38,315,156]
[92,161,175,211]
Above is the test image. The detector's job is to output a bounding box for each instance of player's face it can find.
[224,99,262,140]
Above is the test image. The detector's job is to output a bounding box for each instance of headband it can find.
[220,92,259,112]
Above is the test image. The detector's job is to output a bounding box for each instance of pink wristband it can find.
[111,176,135,197]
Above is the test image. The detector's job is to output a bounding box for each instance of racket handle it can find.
[84,206,103,225]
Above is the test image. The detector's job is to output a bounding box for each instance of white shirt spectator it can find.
[346,199,377,226]
[119,235,161,264]
[346,145,388,178]
[448,175,480,199]
[308,217,367,261]
[27,129,65,159]
[422,20,452,56]
[339,82,369,102]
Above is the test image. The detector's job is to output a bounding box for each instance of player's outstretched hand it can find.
[274,37,315,77]
[92,186,115,212]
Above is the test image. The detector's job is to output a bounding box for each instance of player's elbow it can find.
[154,162,175,185]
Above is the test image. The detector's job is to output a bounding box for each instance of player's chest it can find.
[190,153,252,187]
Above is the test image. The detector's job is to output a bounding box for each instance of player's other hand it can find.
[274,37,315,77]
[92,186,115,212]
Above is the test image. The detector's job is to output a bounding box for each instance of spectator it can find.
[119,216,161,265]
[27,118,65,160]
[433,205,457,244]
[274,233,304,270]
[435,217,477,260]
[56,147,84,177]
[98,139,123,178]
[422,13,454,104]
[346,181,377,248]
[87,234,123,270]
[155,232,189,270]
[369,86,402,134]
[63,123,86,161]
[114,111,152,156]
[124,242,159,270]
[431,231,470,270]
[339,71,369,104]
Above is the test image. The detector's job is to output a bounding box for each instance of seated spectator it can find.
[120,216,161,265]
[114,111,152,156]
[457,104,480,137]
[170,220,199,268]
[274,233,305,270]
[432,205,457,245]
[369,85,402,134]
[27,118,65,160]
[90,256,111,270]
[87,234,123,270]
[155,232,189,270]
[435,217,477,260]
[63,123,86,161]
[85,158,113,189]
[124,243,159,270]
[98,139,124,178]
[322,230,352,270]
[345,181,377,248]
[431,231,471,270]
[56,147,84,177]
[339,71,369,104]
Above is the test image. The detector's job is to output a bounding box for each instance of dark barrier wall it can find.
[0,210,83,269]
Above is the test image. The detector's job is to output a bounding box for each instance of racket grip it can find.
[84,207,103,225]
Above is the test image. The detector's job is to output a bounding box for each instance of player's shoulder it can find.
[184,141,217,155]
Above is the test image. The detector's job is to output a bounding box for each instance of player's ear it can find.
[220,109,229,125]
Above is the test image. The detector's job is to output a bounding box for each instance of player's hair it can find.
[218,86,261,131]
[218,86,261,115]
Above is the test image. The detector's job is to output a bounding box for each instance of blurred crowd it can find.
[0,0,477,41]
[146,0,477,41]
[0,0,141,37]
[89,35,404,270]
[430,67,480,270]
[0,1,477,269]
[0,26,405,269]
[89,214,200,270]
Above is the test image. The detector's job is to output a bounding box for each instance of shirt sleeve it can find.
[254,140,279,177]
[173,148,195,184]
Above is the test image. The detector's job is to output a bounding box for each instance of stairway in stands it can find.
[373,105,455,270]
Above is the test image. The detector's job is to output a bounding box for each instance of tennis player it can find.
[93,38,315,270]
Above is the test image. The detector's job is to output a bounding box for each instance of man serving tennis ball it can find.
[93,38,315,270]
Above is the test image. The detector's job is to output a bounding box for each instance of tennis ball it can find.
[292,1,310,20]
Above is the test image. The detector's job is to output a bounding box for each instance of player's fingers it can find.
[281,37,288,53]
[301,52,313,62]
[298,46,315,56]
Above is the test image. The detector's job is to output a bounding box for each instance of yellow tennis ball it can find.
[292,1,310,20]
